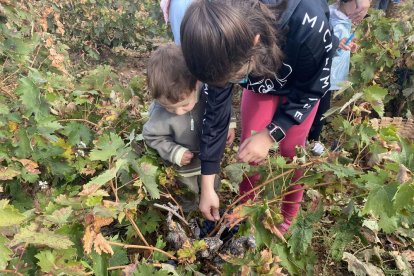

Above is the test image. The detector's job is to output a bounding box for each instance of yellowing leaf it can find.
[53,138,74,161]
[83,225,96,255]
[0,167,20,180]
[8,121,18,132]
[11,227,73,249]
[0,200,25,227]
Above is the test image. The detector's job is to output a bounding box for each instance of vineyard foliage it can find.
[0,1,413,275]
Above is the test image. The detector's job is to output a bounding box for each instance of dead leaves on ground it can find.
[82,214,114,255]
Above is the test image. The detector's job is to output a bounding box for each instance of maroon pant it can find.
[239,89,319,233]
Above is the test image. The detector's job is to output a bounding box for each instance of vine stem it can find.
[85,265,129,275]
[153,203,189,226]
[0,270,24,276]
[125,211,150,247]
[108,241,176,260]
[57,118,99,128]
[208,167,296,237]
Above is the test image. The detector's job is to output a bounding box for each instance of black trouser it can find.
[308,90,333,141]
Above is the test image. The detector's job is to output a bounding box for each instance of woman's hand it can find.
[226,128,236,146]
[199,175,220,221]
[237,129,274,164]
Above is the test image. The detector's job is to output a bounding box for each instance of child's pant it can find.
[308,90,333,142]
[239,89,319,233]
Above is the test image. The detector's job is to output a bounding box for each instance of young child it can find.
[308,0,359,153]
[143,44,236,212]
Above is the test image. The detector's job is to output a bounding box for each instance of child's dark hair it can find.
[180,0,284,85]
[147,44,197,103]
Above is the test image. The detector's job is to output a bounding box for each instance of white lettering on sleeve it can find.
[294,111,304,120]
[302,13,317,28]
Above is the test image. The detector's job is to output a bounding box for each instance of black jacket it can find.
[200,0,337,175]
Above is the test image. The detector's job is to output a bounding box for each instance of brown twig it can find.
[57,118,99,128]
[108,241,176,260]
[0,270,24,276]
[161,189,185,219]
[153,203,189,226]
[125,211,150,247]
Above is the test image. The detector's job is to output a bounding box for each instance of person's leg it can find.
[278,100,320,233]
[176,175,199,213]
[169,0,193,45]
[239,89,281,202]
[308,90,332,141]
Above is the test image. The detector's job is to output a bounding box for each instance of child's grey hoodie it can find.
[143,95,236,177]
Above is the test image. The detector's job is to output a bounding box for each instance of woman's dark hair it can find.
[147,43,197,103]
[180,0,284,85]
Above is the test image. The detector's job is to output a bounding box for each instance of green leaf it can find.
[136,161,160,199]
[44,207,73,226]
[0,199,25,227]
[153,236,168,261]
[35,250,56,272]
[394,184,414,211]
[61,122,92,145]
[0,235,13,270]
[330,216,361,261]
[109,244,128,267]
[363,183,399,218]
[90,132,125,161]
[288,206,323,257]
[15,77,48,117]
[132,263,170,276]
[84,159,127,189]
[92,252,109,276]
[363,85,388,117]
[223,163,251,186]
[10,226,74,249]
[135,209,162,235]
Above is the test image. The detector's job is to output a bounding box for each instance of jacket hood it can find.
[329,4,352,25]
[261,0,301,28]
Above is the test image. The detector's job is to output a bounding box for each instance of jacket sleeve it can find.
[272,41,334,132]
[142,105,188,166]
[199,83,233,174]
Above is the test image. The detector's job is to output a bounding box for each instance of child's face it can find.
[158,90,197,115]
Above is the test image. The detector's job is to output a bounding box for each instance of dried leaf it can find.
[342,252,385,276]
[12,158,40,174]
[262,210,287,243]
[397,164,412,184]
[93,216,114,233]
[82,225,95,254]
[0,167,20,180]
[93,233,114,255]
[80,167,96,176]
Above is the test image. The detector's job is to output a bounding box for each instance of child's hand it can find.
[226,128,236,146]
[199,175,220,221]
[181,150,194,166]
[349,41,359,53]
[338,38,359,53]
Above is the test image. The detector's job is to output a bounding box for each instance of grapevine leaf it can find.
[91,252,109,276]
[135,208,162,235]
[394,184,414,211]
[61,122,92,145]
[330,216,361,260]
[288,206,323,257]
[342,252,385,276]
[363,183,398,218]
[0,167,21,181]
[0,199,26,227]
[44,207,73,225]
[0,235,13,270]
[224,163,251,186]
[132,263,170,275]
[153,236,168,261]
[15,77,48,117]
[136,162,160,199]
[35,250,56,272]
[84,159,127,189]
[363,85,388,117]
[90,132,125,161]
[10,226,74,249]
